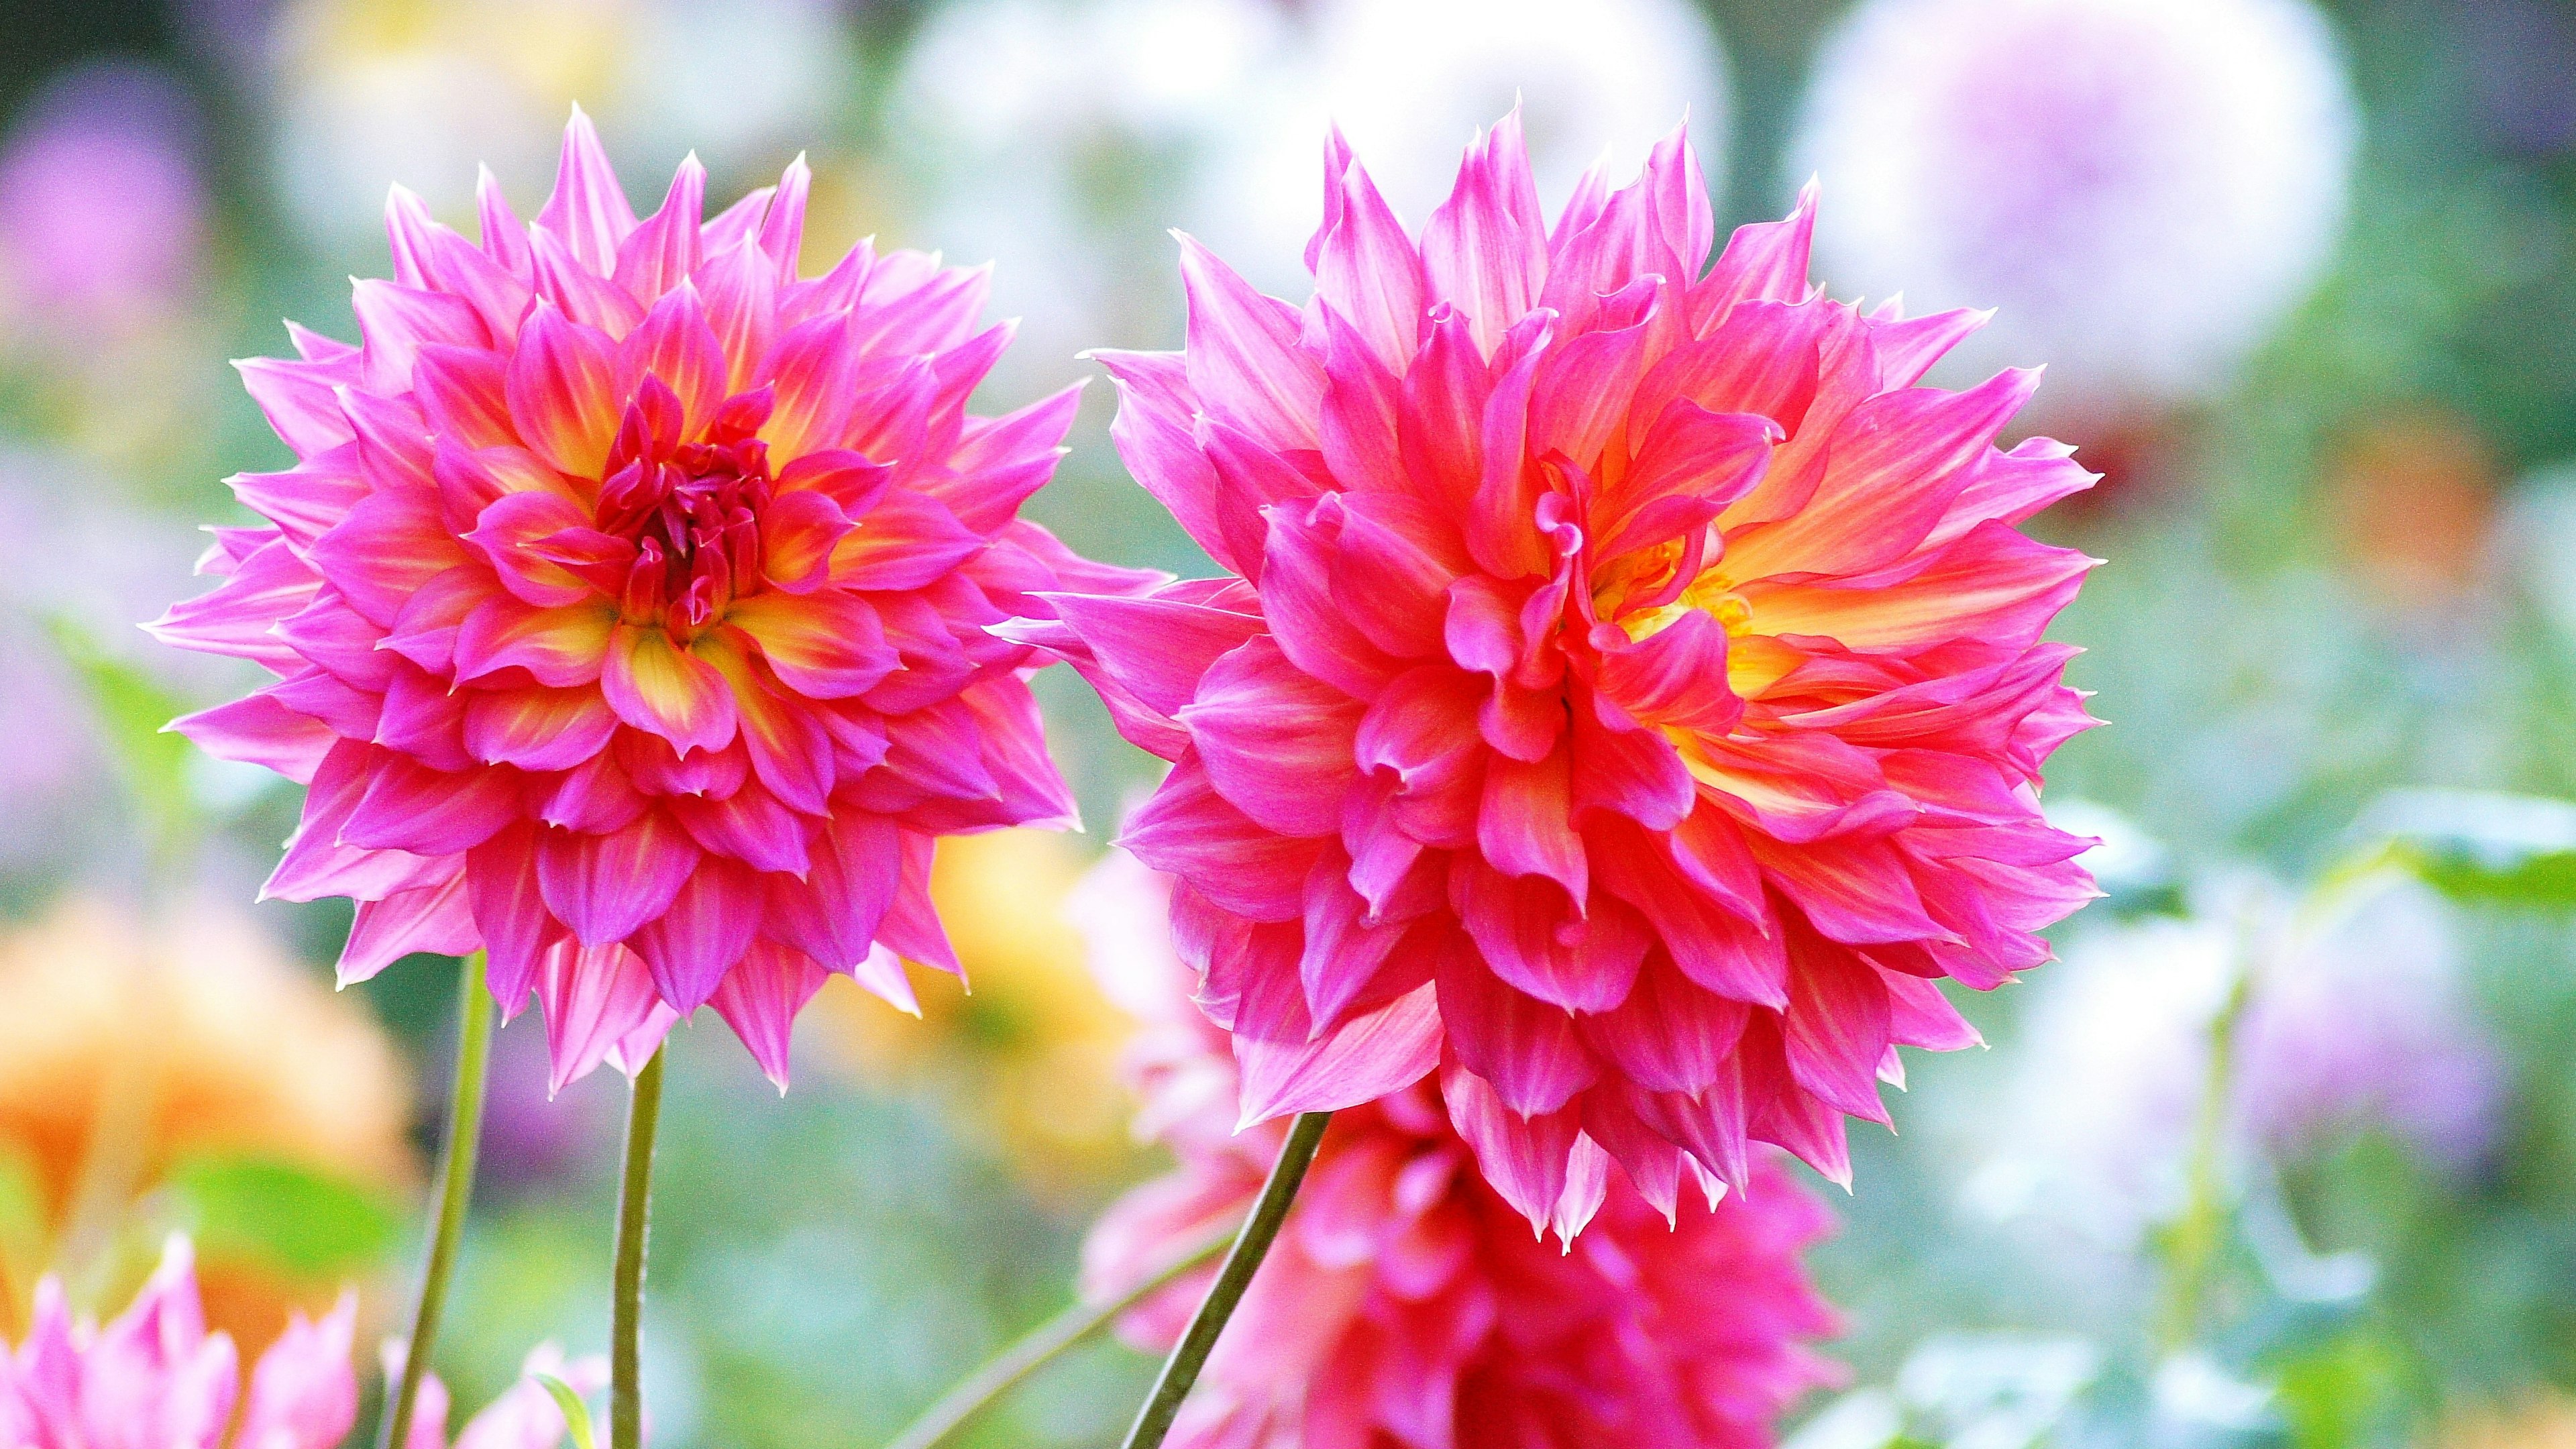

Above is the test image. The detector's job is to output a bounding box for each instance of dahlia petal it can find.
[1567,702,1693,831]
[1870,306,1988,389]
[352,278,488,390]
[693,633,835,814]
[146,536,318,671]
[617,282,728,439]
[1701,177,1817,316]
[535,941,665,1093]
[722,591,896,700]
[1594,610,1741,733]
[1453,859,1644,1014]
[699,235,779,396]
[1434,941,1599,1116]
[629,856,763,1013]
[226,450,366,551]
[1882,969,1980,1051]
[262,744,446,903]
[1178,234,1322,451]
[340,872,478,985]
[1723,367,2041,582]
[1204,417,1328,586]
[374,663,474,772]
[1780,939,1893,1124]
[452,597,614,688]
[1475,746,1587,900]
[1352,665,1487,849]
[1750,833,1949,947]
[1044,590,1267,719]
[341,756,519,856]
[709,940,830,1091]
[602,623,738,755]
[1600,402,1778,557]
[1591,818,1788,1007]
[1299,859,1436,1029]
[1179,637,1363,837]
[462,685,617,771]
[169,694,335,784]
[759,488,853,594]
[826,490,983,592]
[536,106,639,276]
[1324,490,1468,661]
[1742,1016,1854,1188]
[1461,341,1548,580]
[875,833,961,975]
[1550,1133,1613,1245]
[536,815,698,947]
[759,153,811,279]
[612,152,705,301]
[469,824,558,1015]
[1397,309,1489,516]
[1439,1053,1578,1233]
[1529,315,1656,480]
[505,302,623,476]
[1579,954,1750,1095]
[937,382,1083,531]
[1421,111,1547,358]
[464,488,600,608]
[240,1291,361,1449]
[413,343,519,449]
[1258,497,1403,696]
[235,354,356,460]
[762,812,900,970]
[1120,754,1324,923]
[1743,521,2096,652]
[1236,981,1442,1126]
[1312,142,1424,373]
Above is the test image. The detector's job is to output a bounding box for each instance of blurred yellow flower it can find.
[2442,1395,2576,1449]
[0,896,413,1356]
[803,830,1146,1192]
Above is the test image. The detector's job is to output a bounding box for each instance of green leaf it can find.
[42,613,201,857]
[2349,789,2576,908]
[535,1375,600,1449]
[164,1156,401,1278]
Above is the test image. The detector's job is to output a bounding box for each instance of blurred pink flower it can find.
[1075,851,1845,1448]
[152,110,1152,1091]
[0,60,207,333]
[1024,114,2098,1228]
[0,1234,604,1449]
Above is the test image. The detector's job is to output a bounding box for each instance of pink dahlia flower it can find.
[0,1232,606,1449]
[152,110,1150,1089]
[1076,851,1845,1447]
[1024,113,2098,1226]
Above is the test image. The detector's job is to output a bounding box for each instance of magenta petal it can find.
[1439,1052,1578,1234]
[535,814,698,947]
[340,757,521,856]
[1434,938,1599,1116]
[169,694,335,785]
[630,856,763,1014]
[1234,981,1441,1126]
[710,941,831,1090]
[1178,637,1362,838]
[536,940,663,1093]
[339,872,478,985]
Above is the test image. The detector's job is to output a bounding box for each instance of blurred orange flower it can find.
[0,896,413,1358]
[802,830,1144,1192]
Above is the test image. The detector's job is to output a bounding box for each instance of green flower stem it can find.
[378,952,495,1449]
[2159,935,2255,1351]
[611,1046,668,1449]
[1119,1111,1334,1449]
[883,1219,1238,1449]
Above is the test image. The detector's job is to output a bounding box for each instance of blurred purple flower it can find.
[468,1016,618,1195]
[0,60,208,333]
[2454,0,2576,155]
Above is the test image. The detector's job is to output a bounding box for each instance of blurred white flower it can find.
[1794,0,2358,415]
[1213,0,1731,290]
[1966,870,2502,1247]
[604,0,857,176]
[888,0,1290,386]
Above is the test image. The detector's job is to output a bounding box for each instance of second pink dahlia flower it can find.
[0,1236,601,1449]
[152,110,1150,1089]
[1026,113,2098,1226]
[1075,852,1845,1448]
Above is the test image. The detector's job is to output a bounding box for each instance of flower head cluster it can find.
[1025,114,2098,1227]
[1077,852,1845,1448]
[1794,0,2357,413]
[154,110,1150,1089]
[0,1237,599,1449]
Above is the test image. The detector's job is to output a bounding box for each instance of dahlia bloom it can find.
[1077,851,1845,1448]
[1794,0,2356,414]
[0,1236,602,1449]
[153,110,1148,1089]
[1025,115,2098,1226]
